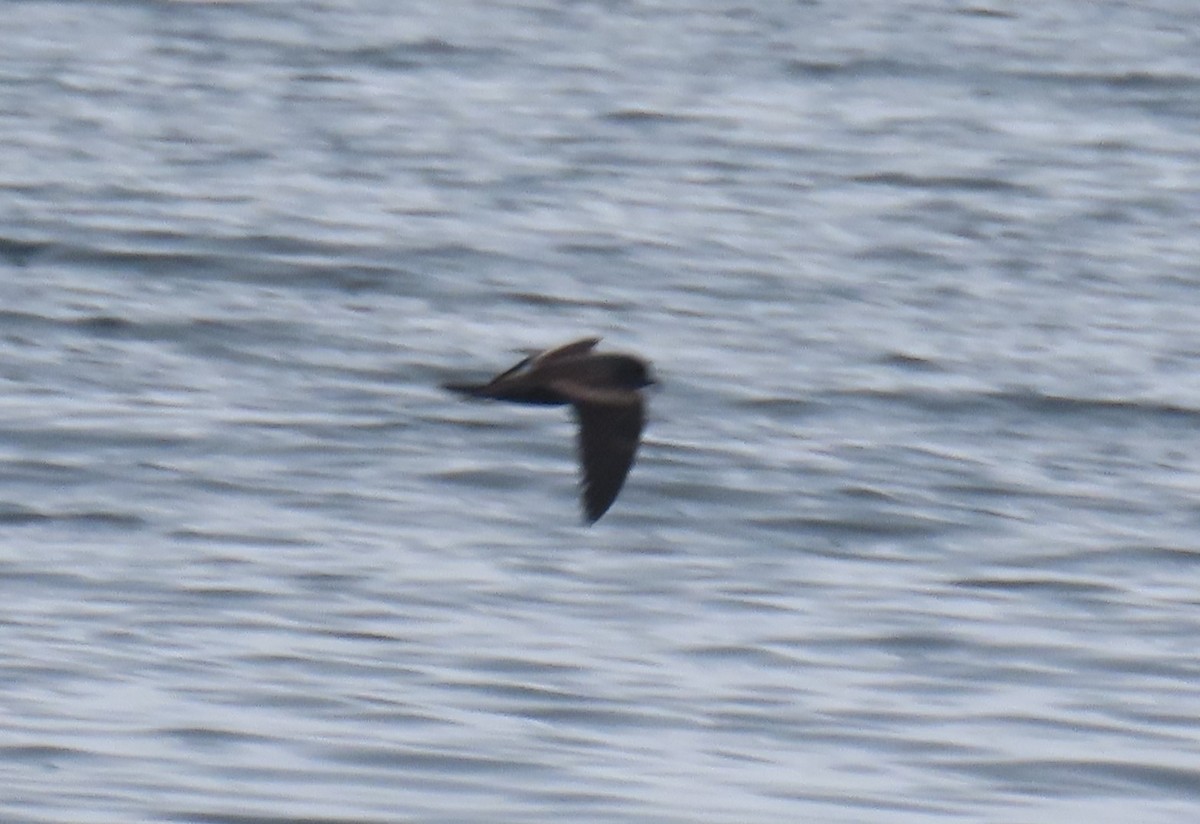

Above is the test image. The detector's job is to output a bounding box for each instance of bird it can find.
[443,337,654,524]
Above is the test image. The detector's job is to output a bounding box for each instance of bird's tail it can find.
[442,382,494,399]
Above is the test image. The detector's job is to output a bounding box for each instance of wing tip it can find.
[582,498,606,524]
[580,480,620,524]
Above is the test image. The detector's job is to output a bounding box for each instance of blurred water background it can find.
[3,1,1200,822]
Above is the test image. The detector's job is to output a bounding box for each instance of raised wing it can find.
[533,337,601,366]
[484,338,600,387]
[488,355,534,385]
[561,385,644,523]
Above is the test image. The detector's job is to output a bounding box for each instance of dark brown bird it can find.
[443,337,654,524]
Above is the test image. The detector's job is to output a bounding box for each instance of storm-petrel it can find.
[443,337,654,523]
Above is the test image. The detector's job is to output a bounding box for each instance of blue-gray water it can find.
[3,2,1200,822]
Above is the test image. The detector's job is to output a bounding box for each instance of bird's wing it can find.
[533,337,601,365]
[484,339,598,387]
[488,355,533,385]
[554,383,644,523]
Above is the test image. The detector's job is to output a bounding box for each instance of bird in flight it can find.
[443,337,654,524]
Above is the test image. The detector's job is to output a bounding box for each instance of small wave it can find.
[877,351,947,372]
[600,108,728,127]
[751,511,957,540]
[322,744,536,774]
[989,391,1200,426]
[503,290,636,311]
[1049,544,1200,570]
[783,57,945,81]
[952,576,1119,596]
[852,171,1034,194]
[170,528,314,548]
[1007,68,1200,92]
[0,235,50,266]
[830,387,1200,425]
[731,396,824,415]
[0,504,144,528]
[0,743,93,762]
[72,314,137,334]
[290,36,510,77]
[957,6,1017,18]
[160,726,278,747]
[955,757,1200,799]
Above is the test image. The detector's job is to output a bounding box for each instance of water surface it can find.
[3,2,1200,822]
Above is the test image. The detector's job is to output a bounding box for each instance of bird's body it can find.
[443,337,653,523]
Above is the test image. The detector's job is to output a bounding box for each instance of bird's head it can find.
[614,356,656,389]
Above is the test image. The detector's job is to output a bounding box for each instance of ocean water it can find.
[3,1,1200,822]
